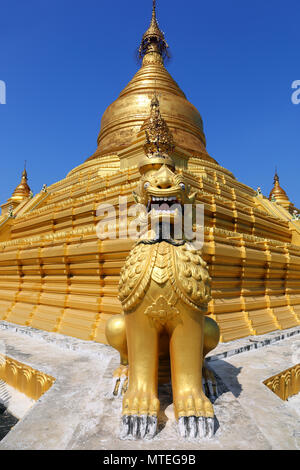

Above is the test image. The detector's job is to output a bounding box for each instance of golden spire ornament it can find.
[139,0,170,60]
[9,163,31,203]
[269,169,290,203]
[268,168,294,211]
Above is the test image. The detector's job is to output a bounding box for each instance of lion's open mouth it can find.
[146,196,181,214]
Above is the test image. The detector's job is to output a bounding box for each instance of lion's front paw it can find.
[120,415,157,440]
[122,389,160,416]
[120,390,160,439]
[111,365,129,398]
[178,416,215,439]
[174,390,215,439]
[175,390,214,419]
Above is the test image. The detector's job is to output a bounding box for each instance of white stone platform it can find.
[0,321,299,450]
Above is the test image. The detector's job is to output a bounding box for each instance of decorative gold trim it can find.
[263,364,300,401]
[0,354,55,401]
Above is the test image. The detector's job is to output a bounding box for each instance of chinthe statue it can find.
[105,96,220,440]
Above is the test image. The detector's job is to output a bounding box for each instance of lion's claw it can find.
[178,416,214,439]
[120,415,157,440]
[111,365,129,398]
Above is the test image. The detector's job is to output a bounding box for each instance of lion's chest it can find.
[118,241,211,316]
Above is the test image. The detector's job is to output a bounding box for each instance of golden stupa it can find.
[0,2,300,344]
[269,170,294,211]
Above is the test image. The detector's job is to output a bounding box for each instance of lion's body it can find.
[105,96,220,439]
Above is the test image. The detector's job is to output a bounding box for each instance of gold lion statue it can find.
[105,96,219,440]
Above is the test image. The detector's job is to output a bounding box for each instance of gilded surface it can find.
[0,354,55,401]
[264,364,300,401]
[87,1,213,161]
[143,93,175,158]
[0,0,299,357]
[119,242,211,315]
[10,168,31,203]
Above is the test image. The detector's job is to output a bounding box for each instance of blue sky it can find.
[0,0,299,207]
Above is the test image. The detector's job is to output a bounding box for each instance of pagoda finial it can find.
[139,0,169,61]
[9,165,31,203]
[153,0,156,16]
[269,168,290,204]
[22,160,27,179]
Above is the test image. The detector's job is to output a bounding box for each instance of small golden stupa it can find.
[269,170,293,211]
[0,1,299,343]
[1,165,31,217]
[10,168,31,201]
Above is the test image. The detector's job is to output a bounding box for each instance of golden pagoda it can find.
[269,170,293,211]
[0,1,299,344]
[11,168,31,202]
[0,166,32,242]
[1,166,31,212]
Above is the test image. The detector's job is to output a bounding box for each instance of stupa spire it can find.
[87,0,213,163]
[10,164,31,203]
[269,169,291,207]
[139,0,169,61]
[22,160,27,180]
[152,0,156,17]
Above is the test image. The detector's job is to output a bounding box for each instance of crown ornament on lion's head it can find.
[143,93,175,158]
[134,93,198,238]
[139,93,175,174]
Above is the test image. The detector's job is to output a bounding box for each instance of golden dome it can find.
[87,2,217,164]
[10,168,31,203]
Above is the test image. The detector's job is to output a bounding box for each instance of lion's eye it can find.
[144,182,150,190]
[179,183,185,190]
